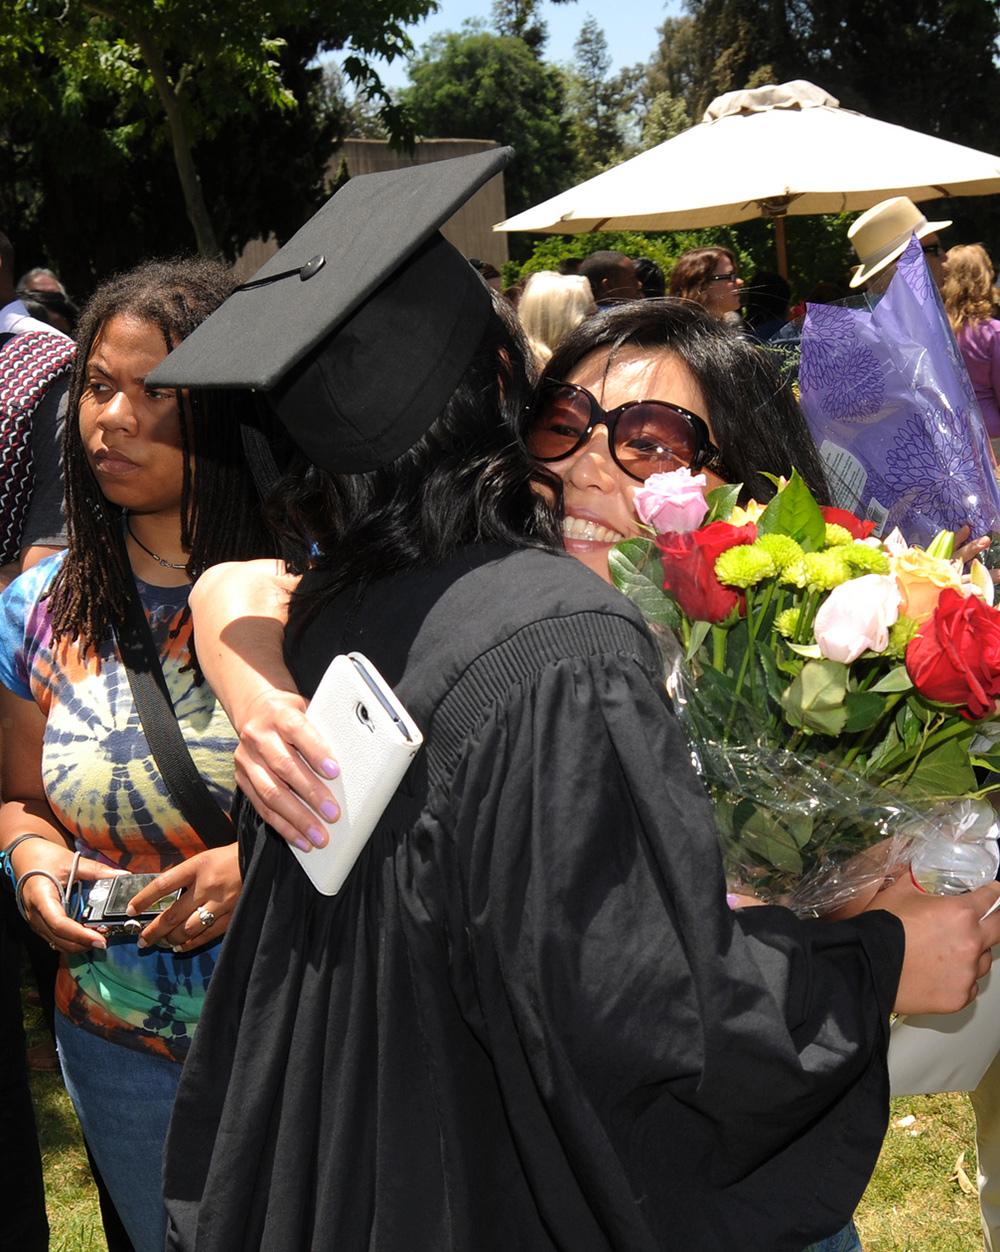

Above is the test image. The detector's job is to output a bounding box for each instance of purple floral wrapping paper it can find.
[799,235,1000,545]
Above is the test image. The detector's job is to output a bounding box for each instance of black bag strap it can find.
[113,577,235,849]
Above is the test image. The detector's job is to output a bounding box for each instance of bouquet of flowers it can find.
[610,467,1000,915]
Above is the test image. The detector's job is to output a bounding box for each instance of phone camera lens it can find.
[356,703,374,730]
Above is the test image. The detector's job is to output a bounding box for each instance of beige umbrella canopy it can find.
[494,80,1000,276]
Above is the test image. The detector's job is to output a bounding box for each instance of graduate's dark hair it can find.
[48,257,279,659]
[270,294,562,604]
[540,298,830,505]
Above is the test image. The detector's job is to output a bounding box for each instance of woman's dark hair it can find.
[270,294,562,608]
[48,256,280,657]
[539,298,830,505]
[668,246,737,308]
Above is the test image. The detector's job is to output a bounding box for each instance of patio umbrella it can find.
[493,80,1000,277]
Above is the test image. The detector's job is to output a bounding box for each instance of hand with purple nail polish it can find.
[232,688,343,851]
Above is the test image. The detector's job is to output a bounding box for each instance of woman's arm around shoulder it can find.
[190,559,341,851]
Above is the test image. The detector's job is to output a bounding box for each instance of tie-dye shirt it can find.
[0,553,238,1061]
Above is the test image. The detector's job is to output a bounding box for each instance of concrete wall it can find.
[233,138,508,283]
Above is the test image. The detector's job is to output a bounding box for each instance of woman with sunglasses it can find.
[527,298,828,582]
[668,246,745,323]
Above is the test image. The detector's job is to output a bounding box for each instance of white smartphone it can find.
[290,652,423,895]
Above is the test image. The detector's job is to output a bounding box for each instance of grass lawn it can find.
[25,990,987,1250]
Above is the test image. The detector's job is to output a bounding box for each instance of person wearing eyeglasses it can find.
[847,196,950,294]
[667,246,745,323]
[525,297,826,581]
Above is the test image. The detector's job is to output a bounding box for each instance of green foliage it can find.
[507,227,760,286]
[780,657,849,736]
[607,538,681,630]
[560,18,638,180]
[642,91,691,147]
[402,28,576,216]
[490,0,576,56]
[0,0,435,273]
[756,469,826,551]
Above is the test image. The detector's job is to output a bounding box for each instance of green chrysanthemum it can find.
[774,607,804,639]
[782,550,851,591]
[840,543,890,575]
[754,532,804,573]
[714,544,776,588]
[823,522,854,547]
[886,615,920,658]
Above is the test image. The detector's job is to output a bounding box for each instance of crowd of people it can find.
[2,147,1000,1252]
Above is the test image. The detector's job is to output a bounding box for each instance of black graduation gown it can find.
[163,545,903,1252]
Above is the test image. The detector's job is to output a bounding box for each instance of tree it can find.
[562,18,638,176]
[491,0,577,56]
[402,29,577,216]
[642,93,692,148]
[0,0,436,256]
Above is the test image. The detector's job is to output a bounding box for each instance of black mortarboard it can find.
[149,147,512,473]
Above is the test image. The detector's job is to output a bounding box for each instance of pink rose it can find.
[813,574,901,663]
[634,468,709,534]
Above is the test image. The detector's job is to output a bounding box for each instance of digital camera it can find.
[79,873,181,938]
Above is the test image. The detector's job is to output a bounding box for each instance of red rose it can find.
[656,521,758,623]
[821,506,875,540]
[905,588,1000,719]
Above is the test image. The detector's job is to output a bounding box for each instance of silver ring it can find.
[197,907,215,928]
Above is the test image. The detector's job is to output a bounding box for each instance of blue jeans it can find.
[55,1011,181,1252]
[804,1220,863,1251]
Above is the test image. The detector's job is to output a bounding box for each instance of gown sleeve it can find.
[440,648,903,1249]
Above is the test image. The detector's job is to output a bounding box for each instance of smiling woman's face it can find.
[543,346,725,582]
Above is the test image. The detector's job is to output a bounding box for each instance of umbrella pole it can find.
[774,216,789,280]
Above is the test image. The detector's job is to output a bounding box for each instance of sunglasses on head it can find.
[526,379,725,483]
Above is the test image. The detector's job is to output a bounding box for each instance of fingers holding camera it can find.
[18,871,108,954]
[131,844,241,952]
[8,837,122,954]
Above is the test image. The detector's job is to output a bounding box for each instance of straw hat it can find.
[847,196,951,288]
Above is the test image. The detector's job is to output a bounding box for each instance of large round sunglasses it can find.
[526,379,725,482]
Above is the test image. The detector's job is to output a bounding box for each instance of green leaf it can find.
[736,802,808,874]
[608,539,680,629]
[756,641,786,706]
[868,666,913,694]
[895,703,923,750]
[755,469,826,552]
[686,619,711,659]
[843,690,886,732]
[704,482,741,523]
[902,736,977,799]
[780,657,849,735]
[864,720,902,774]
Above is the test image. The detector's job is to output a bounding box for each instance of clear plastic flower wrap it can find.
[653,623,1000,917]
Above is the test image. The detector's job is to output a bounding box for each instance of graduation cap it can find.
[148,146,512,473]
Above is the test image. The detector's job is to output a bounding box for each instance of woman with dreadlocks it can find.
[0,257,283,1252]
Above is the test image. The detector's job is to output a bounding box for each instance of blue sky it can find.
[353,1,684,88]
